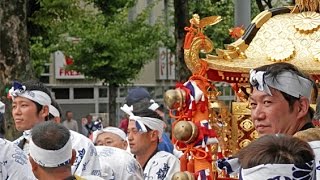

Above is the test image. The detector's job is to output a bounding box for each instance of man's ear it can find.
[70,149,77,165]
[150,130,159,142]
[297,97,310,119]
[29,156,38,172]
[123,140,128,150]
[40,105,50,119]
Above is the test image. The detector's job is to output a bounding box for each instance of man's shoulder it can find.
[0,138,29,162]
[0,138,15,149]
[13,136,24,145]
[70,130,92,143]
[152,151,179,161]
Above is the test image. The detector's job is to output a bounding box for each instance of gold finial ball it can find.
[172,172,195,180]
[164,89,185,110]
[173,121,198,143]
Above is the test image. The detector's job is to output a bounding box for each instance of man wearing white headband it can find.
[236,134,315,180]
[11,80,53,154]
[125,106,180,180]
[12,81,101,177]
[249,62,316,136]
[92,127,128,150]
[218,134,316,179]
[29,121,103,180]
[123,87,174,154]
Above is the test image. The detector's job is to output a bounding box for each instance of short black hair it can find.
[48,99,62,120]
[31,121,70,150]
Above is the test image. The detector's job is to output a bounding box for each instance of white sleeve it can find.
[161,154,180,180]
[70,131,102,177]
[144,151,180,180]
[2,140,36,180]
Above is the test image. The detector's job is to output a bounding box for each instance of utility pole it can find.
[234,0,251,28]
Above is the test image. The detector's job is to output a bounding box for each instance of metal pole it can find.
[234,0,251,28]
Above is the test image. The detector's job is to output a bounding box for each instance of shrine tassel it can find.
[180,154,188,171]
[187,157,195,173]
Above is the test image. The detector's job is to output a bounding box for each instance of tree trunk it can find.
[108,83,118,127]
[264,0,273,9]
[0,0,33,140]
[256,0,265,11]
[174,0,191,82]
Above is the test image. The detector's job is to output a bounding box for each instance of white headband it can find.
[149,99,160,111]
[250,70,313,101]
[92,127,127,143]
[10,82,51,106]
[29,137,72,167]
[120,104,164,139]
[309,141,320,179]
[49,105,60,118]
[240,161,315,179]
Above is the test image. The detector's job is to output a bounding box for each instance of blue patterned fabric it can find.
[239,161,315,180]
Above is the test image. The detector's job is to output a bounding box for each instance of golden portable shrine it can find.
[165,0,320,179]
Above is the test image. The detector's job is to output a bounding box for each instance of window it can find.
[119,87,128,97]
[99,103,108,113]
[99,88,108,98]
[74,88,94,99]
[52,88,69,99]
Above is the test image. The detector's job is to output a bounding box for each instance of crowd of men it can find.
[1,62,320,179]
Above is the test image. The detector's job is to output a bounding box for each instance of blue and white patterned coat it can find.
[143,151,180,180]
[14,130,101,177]
[0,139,36,180]
[96,146,143,180]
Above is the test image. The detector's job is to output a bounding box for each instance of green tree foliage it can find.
[30,0,170,125]
[188,0,234,49]
[29,0,86,77]
[63,5,168,84]
[187,0,260,49]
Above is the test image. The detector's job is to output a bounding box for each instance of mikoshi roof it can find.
[184,4,320,83]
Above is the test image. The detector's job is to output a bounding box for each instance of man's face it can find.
[95,132,127,150]
[66,112,73,120]
[12,96,44,131]
[87,115,92,123]
[127,120,152,156]
[249,88,300,136]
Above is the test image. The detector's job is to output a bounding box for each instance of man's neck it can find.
[136,145,158,169]
[287,118,309,135]
[38,167,72,180]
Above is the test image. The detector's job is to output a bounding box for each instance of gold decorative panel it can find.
[231,102,257,153]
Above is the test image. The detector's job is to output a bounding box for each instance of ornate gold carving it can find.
[227,39,249,52]
[188,36,214,72]
[250,130,259,139]
[252,10,272,28]
[240,119,254,132]
[266,39,295,62]
[293,12,320,34]
[311,42,320,61]
[204,12,320,74]
[184,14,221,73]
[232,102,251,115]
[199,16,222,28]
[237,129,245,139]
[239,139,252,148]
